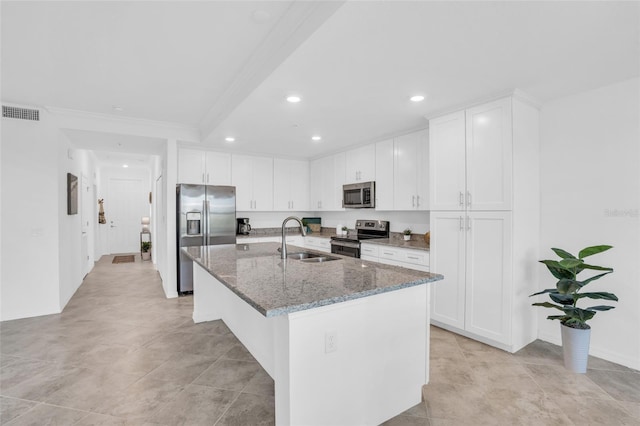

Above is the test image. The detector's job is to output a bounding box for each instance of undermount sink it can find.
[286,251,340,262]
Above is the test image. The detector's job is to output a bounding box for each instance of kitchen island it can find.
[184,242,443,426]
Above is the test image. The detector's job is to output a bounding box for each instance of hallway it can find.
[1,255,639,425]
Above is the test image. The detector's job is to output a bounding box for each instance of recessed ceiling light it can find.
[286,95,301,103]
[122,164,129,168]
[410,95,425,102]
[225,137,235,143]
[311,135,322,141]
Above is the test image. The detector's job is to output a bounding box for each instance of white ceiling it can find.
[3,1,639,162]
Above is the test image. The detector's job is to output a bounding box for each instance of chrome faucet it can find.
[281,216,306,259]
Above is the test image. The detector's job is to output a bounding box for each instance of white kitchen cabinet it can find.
[304,236,331,254]
[274,159,309,211]
[430,98,512,211]
[344,144,375,183]
[178,149,231,185]
[394,130,428,210]
[428,94,540,353]
[310,153,345,211]
[232,154,273,211]
[374,139,394,210]
[360,243,430,272]
[430,211,511,344]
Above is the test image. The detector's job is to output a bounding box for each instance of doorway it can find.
[107,176,147,254]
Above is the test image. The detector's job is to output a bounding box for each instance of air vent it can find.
[2,105,40,121]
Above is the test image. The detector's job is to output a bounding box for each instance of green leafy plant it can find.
[141,241,151,253]
[403,228,412,236]
[341,226,348,231]
[530,245,616,329]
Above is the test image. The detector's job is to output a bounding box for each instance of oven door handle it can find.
[330,240,361,249]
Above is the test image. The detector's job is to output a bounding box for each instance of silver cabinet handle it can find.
[467,216,471,231]
[459,192,464,206]
[459,216,464,231]
[416,196,420,207]
[467,191,471,207]
[412,195,416,207]
[207,173,210,183]
[407,256,420,260]
[202,173,205,183]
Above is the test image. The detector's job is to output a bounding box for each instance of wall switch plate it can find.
[325,330,337,353]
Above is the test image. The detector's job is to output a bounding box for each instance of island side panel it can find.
[192,262,276,377]
[275,284,429,426]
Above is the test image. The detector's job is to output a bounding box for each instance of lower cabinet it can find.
[304,236,331,253]
[430,211,517,350]
[360,243,429,272]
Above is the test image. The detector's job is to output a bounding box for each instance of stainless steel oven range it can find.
[330,220,389,258]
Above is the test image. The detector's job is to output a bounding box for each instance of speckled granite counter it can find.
[183,242,441,317]
[236,228,335,240]
[363,236,430,251]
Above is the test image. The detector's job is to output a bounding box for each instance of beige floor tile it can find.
[70,412,128,425]
[147,384,237,425]
[242,368,275,397]
[381,415,430,426]
[586,369,640,403]
[215,392,274,426]
[526,363,614,400]
[513,339,564,366]
[428,358,475,385]
[144,353,218,385]
[0,397,38,425]
[3,403,88,426]
[554,395,639,425]
[194,358,262,392]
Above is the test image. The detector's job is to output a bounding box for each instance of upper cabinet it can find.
[309,153,345,211]
[374,130,429,211]
[429,98,512,211]
[393,130,428,211]
[231,154,273,211]
[178,149,231,185]
[344,145,375,183]
[273,159,309,211]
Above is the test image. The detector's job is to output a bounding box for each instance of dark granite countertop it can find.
[183,242,442,317]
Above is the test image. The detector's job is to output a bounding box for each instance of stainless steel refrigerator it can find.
[176,184,236,294]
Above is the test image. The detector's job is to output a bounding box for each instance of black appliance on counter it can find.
[236,218,251,235]
[330,220,389,258]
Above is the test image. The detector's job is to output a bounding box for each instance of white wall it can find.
[1,110,62,320]
[163,139,179,298]
[58,134,98,309]
[538,77,640,369]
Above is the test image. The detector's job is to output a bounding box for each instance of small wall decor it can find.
[67,173,78,215]
[98,198,106,224]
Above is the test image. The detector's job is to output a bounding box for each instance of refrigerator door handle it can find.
[203,200,208,245]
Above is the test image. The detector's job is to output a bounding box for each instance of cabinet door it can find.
[309,158,323,210]
[273,158,291,211]
[393,132,421,210]
[345,144,375,182]
[252,156,273,211]
[289,160,309,211]
[375,139,394,210]
[319,156,336,210]
[231,155,254,210]
[416,130,429,211]
[178,149,205,184]
[333,153,346,209]
[466,98,512,210]
[429,212,466,330]
[205,152,231,185]
[464,211,512,344]
[429,111,466,211]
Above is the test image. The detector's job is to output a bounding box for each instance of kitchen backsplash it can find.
[237,210,430,234]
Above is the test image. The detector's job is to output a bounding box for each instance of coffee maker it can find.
[236,218,251,235]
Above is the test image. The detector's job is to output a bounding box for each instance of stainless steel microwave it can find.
[343,181,375,208]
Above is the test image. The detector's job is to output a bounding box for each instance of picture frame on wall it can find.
[67,173,78,215]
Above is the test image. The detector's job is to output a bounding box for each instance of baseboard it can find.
[193,310,220,324]
[538,332,639,371]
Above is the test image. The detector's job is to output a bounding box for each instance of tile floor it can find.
[1,255,639,425]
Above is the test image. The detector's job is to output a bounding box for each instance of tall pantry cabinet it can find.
[429,95,540,353]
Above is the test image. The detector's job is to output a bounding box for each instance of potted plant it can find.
[341,226,348,236]
[141,241,152,261]
[403,229,412,241]
[530,245,616,373]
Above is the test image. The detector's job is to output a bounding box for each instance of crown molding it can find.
[424,89,542,121]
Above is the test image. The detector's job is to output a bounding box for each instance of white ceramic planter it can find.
[403,235,411,241]
[560,323,591,373]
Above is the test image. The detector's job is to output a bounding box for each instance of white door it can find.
[429,111,466,211]
[430,211,466,329]
[107,177,146,254]
[81,175,91,276]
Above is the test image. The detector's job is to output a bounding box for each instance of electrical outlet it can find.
[325,330,337,353]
